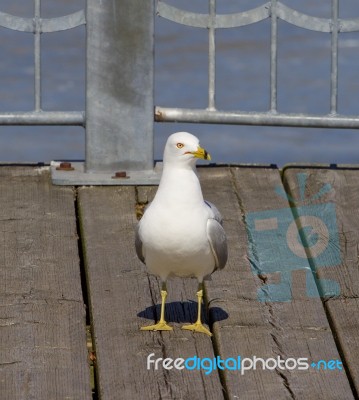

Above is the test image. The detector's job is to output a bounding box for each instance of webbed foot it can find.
[141,321,173,331]
[181,322,212,336]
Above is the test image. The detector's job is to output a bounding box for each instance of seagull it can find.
[136,132,228,336]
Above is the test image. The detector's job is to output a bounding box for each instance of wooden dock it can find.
[1,164,358,400]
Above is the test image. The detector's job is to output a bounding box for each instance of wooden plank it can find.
[283,166,359,396]
[198,166,355,400]
[78,186,224,400]
[0,166,91,399]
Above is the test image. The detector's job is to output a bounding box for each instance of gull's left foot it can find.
[141,321,173,332]
[181,322,212,336]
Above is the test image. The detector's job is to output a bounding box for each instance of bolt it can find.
[155,109,164,122]
[112,171,129,179]
[56,162,74,171]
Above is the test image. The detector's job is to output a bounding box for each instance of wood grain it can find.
[78,185,224,400]
[0,166,91,400]
[198,166,354,400]
[283,166,359,396]
[3,165,358,399]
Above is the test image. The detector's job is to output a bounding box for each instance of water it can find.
[0,0,359,165]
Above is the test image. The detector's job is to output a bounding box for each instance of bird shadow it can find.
[137,301,228,325]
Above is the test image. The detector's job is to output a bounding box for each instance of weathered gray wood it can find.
[283,167,359,396]
[4,165,357,399]
[198,166,354,400]
[78,186,224,400]
[0,166,91,400]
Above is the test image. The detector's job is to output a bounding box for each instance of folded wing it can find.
[205,201,228,270]
[135,224,145,264]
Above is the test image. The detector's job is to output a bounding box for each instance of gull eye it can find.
[176,143,184,149]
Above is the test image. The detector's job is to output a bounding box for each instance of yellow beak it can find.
[191,146,211,161]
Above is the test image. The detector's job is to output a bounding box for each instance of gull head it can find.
[163,132,211,167]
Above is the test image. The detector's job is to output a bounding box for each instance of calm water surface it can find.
[0,0,359,165]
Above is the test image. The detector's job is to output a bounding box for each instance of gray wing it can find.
[135,224,145,264]
[204,200,223,224]
[205,200,228,270]
[207,219,228,270]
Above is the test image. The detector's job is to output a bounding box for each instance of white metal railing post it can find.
[85,0,154,173]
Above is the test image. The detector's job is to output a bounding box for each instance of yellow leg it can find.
[182,283,212,336]
[141,283,173,332]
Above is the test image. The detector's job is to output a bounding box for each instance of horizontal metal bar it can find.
[157,1,359,32]
[0,10,85,33]
[155,107,359,129]
[340,17,359,32]
[157,1,270,28]
[276,3,331,32]
[0,111,85,126]
[42,10,86,33]
[0,11,33,32]
[277,3,359,32]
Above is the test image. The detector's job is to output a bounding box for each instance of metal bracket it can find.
[50,161,162,186]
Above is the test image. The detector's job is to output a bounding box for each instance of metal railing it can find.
[155,0,359,129]
[0,1,85,126]
[0,0,154,183]
[1,0,359,184]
